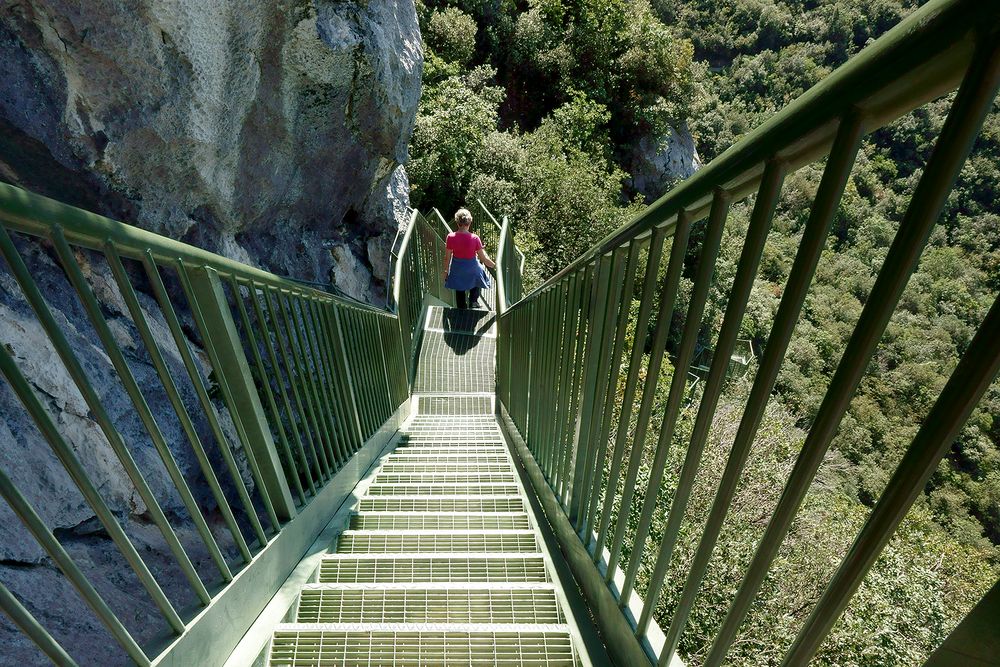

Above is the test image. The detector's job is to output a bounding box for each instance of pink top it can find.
[446,231,483,259]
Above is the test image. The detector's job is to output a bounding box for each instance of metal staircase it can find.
[1,2,999,665]
[266,306,594,666]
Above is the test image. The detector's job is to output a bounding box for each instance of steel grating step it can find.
[380,462,512,473]
[318,554,550,584]
[357,497,527,513]
[365,483,520,496]
[294,586,564,625]
[374,472,517,484]
[392,445,508,453]
[350,513,531,531]
[269,626,579,666]
[385,454,510,463]
[334,531,540,554]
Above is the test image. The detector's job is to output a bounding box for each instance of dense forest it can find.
[407,0,999,664]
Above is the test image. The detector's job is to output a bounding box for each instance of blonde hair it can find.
[454,208,473,227]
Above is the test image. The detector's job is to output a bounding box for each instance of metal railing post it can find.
[184,265,297,522]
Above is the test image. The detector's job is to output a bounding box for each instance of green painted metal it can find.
[0,172,454,663]
[1,0,996,664]
[108,245,252,562]
[0,580,77,667]
[495,2,1000,666]
[141,252,269,549]
[784,290,1000,664]
[592,226,666,565]
[0,401,147,664]
[52,228,226,598]
[606,202,705,586]
[659,113,864,661]
[229,277,309,504]
[0,222,187,634]
[702,37,1000,667]
[582,239,641,542]
[181,264,291,527]
[633,158,786,634]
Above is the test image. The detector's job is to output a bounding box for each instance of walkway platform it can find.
[264,307,601,666]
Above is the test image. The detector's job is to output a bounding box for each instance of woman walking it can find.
[443,208,496,309]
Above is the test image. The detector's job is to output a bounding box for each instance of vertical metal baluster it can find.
[784,288,1000,664]
[176,262,284,531]
[654,114,864,660]
[0,354,164,661]
[52,229,221,600]
[229,277,307,504]
[594,226,669,567]
[322,304,366,449]
[607,203,707,586]
[703,41,1000,667]
[106,245,252,562]
[141,253,267,548]
[297,295,347,469]
[0,579,79,667]
[0,237,185,631]
[574,249,627,531]
[352,309,379,437]
[0,456,148,664]
[263,287,326,483]
[583,238,642,542]
[558,266,593,507]
[567,257,613,521]
[372,314,394,420]
[578,246,632,544]
[620,180,734,607]
[276,292,334,477]
[249,281,318,497]
[636,159,787,636]
[305,298,351,467]
[542,284,569,481]
[340,308,375,438]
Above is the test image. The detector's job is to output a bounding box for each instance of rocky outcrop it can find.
[0,1,422,663]
[627,122,702,202]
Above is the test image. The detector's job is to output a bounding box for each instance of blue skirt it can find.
[445,257,491,291]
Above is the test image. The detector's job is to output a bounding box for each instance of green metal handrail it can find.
[477,199,525,270]
[0,182,441,665]
[495,214,523,314]
[495,1,1000,665]
[391,210,457,379]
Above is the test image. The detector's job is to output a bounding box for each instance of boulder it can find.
[628,122,702,202]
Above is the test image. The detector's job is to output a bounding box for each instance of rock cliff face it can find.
[0,0,421,300]
[0,1,421,663]
[627,122,702,202]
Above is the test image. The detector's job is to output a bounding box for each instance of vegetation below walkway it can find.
[408,0,1000,663]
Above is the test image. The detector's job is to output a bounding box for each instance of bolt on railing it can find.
[495,1,1000,665]
[0,181,448,665]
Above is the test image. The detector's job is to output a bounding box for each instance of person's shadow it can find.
[443,308,495,355]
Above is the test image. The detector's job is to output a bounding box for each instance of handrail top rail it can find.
[0,181,390,315]
[392,209,421,308]
[507,0,997,309]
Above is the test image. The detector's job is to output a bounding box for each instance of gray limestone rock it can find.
[628,123,702,202]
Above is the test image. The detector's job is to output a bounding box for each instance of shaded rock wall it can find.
[0,1,422,663]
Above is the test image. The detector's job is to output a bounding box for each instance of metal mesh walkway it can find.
[266,307,590,666]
